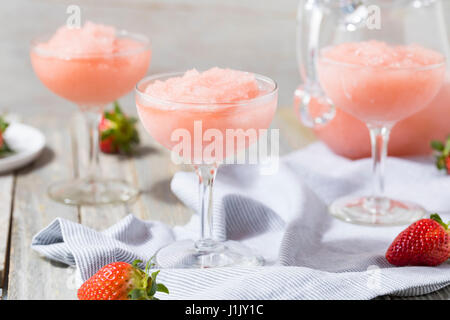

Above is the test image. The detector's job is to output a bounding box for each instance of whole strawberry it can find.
[77,260,169,300]
[386,214,450,266]
[99,101,139,154]
[431,137,450,174]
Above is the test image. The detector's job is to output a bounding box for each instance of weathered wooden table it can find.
[0,108,448,300]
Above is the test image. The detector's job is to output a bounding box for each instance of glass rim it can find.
[320,0,421,8]
[319,50,447,71]
[30,29,151,59]
[135,71,278,108]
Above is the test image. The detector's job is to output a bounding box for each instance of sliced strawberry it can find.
[99,101,140,154]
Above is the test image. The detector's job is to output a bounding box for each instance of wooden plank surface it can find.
[5,114,79,300]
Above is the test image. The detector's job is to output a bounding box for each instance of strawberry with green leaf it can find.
[431,136,450,174]
[0,117,13,157]
[386,213,450,266]
[77,259,169,300]
[99,101,140,154]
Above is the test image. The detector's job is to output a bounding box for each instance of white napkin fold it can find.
[32,143,450,299]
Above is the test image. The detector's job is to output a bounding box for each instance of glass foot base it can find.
[155,239,264,268]
[48,178,139,206]
[329,196,426,226]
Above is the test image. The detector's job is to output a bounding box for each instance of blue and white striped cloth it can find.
[32,143,450,299]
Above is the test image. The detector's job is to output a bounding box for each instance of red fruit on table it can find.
[77,260,169,300]
[386,214,450,267]
[99,101,139,154]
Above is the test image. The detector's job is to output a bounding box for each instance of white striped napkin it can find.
[32,143,450,299]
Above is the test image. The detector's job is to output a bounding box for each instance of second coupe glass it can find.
[31,24,151,205]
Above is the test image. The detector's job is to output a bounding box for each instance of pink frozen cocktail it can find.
[135,68,278,268]
[316,40,446,225]
[318,41,445,123]
[31,22,151,205]
[136,68,277,164]
[31,22,151,106]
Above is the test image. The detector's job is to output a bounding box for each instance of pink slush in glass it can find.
[136,68,278,268]
[31,22,151,205]
[317,41,446,225]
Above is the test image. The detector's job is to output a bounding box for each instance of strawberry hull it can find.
[99,102,140,154]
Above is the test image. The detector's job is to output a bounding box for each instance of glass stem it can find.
[367,123,392,198]
[81,107,103,181]
[194,164,218,252]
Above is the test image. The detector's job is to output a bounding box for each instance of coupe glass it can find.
[136,72,278,268]
[306,0,447,225]
[30,30,151,205]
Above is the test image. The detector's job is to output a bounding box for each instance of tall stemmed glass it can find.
[31,30,151,205]
[136,72,278,268]
[311,0,447,225]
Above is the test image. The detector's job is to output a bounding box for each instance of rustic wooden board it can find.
[6,115,79,300]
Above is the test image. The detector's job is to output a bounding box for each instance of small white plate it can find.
[0,123,46,174]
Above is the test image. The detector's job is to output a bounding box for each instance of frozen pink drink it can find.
[318,41,445,123]
[136,68,277,163]
[31,22,151,106]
